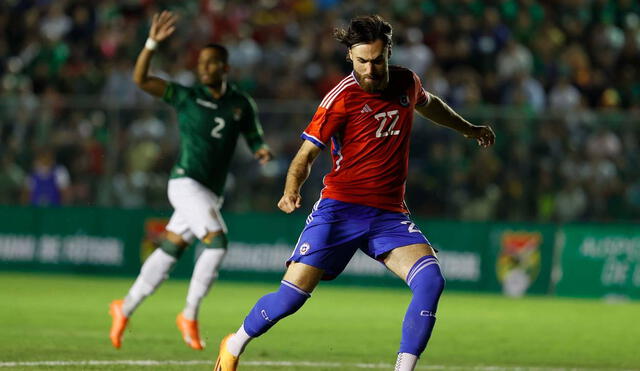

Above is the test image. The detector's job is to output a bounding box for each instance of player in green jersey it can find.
[109,10,272,351]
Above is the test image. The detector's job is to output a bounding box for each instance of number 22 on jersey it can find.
[375,110,400,138]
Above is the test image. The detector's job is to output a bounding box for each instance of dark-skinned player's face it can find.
[349,39,389,93]
[197,48,228,86]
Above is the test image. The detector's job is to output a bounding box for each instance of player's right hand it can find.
[150,10,177,42]
[278,192,302,214]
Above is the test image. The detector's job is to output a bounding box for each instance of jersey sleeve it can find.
[162,82,190,107]
[413,73,431,106]
[301,96,347,150]
[240,93,267,152]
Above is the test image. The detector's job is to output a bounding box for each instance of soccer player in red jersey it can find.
[214,15,495,371]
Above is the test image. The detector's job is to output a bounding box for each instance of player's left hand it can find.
[255,148,273,165]
[464,124,495,148]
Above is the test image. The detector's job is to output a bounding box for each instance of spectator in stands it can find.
[0,0,638,221]
[0,152,26,205]
[22,148,71,206]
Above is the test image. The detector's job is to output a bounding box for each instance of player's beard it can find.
[354,70,388,93]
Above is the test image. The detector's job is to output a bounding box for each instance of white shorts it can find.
[165,177,227,242]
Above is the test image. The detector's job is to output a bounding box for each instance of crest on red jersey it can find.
[399,95,409,107]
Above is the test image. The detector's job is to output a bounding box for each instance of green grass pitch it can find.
[1,272,639,370]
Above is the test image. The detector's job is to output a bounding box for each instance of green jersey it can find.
[162,82,266,196]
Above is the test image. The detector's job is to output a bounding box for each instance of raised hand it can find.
[149,10,177,42]
[464,124,496,148]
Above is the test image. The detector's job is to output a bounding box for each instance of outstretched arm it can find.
[132,11,177,97]
[277,140,322,213]
[415,94,495,147]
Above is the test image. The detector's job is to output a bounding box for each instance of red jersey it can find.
[302,66,431,213]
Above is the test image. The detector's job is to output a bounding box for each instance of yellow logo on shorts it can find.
[299,243,310,255]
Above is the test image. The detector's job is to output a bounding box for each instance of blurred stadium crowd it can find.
[0,0,639,222]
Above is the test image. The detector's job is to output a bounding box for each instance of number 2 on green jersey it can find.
[210,117,225,139]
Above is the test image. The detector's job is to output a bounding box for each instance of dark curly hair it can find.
[202,43,229,64]
[333,15,393,61]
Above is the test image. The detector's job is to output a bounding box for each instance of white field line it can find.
[0,360,636,370]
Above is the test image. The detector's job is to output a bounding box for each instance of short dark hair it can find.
[333,15,393,57]
[202,43,229,64]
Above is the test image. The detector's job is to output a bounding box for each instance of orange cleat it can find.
[109,299,129,349]
[213,334,239,371]
[176,313,204,350]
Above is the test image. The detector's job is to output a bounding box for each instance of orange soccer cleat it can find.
[213,334,239,371]
[109,299,129,349]
[176,313,204,350]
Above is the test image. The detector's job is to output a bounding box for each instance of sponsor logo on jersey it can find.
[196,98,218,110]
[176,168,185,175]
[360,104,373,113]
[399,95,409,107]
[299,242,310,255]
[496,231,542,297]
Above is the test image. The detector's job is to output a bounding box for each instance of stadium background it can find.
[0,1,639,370]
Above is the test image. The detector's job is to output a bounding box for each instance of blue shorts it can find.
[287,198,431,280]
